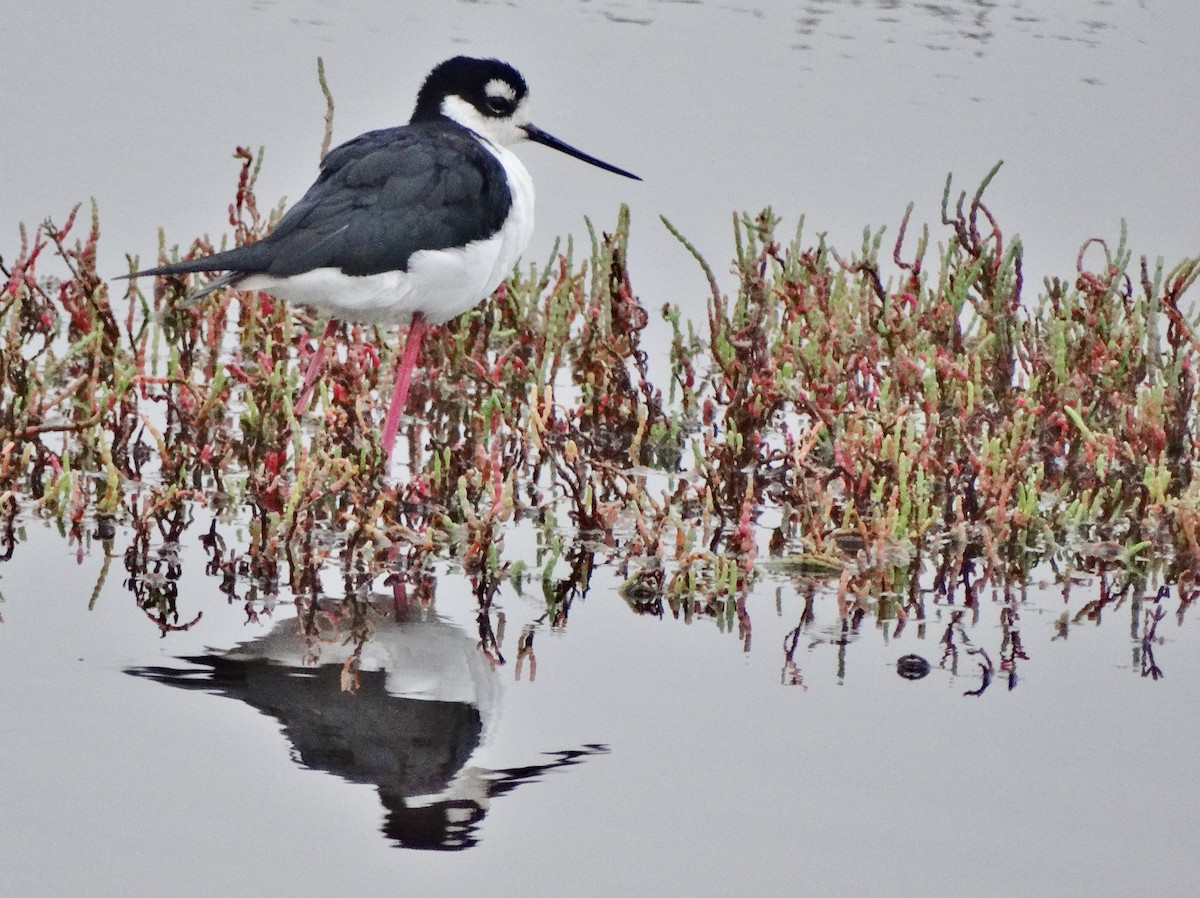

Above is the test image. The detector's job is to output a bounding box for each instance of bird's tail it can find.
[181,272,242,303]
[116,248,255,303]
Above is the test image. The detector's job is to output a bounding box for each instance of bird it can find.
[125,56,640,463]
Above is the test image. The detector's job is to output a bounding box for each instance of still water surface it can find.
[5,514,1197,896]
[2,2,1199,896]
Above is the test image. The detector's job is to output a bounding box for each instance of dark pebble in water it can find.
[896,654,931,680]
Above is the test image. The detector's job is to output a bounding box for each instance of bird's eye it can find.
[485,96,512,115]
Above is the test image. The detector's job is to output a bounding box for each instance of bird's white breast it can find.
[240,140,536,327]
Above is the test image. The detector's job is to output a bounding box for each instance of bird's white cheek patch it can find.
[484,78,517,102]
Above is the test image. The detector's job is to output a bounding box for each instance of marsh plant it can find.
[2,149,1197,669]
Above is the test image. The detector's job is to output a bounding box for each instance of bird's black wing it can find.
[129,120,512,279]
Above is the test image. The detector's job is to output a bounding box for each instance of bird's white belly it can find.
[241,147,535,327]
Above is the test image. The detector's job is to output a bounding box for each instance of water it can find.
[3,2,1199,896]
[6,2,1198,306]
[4,514,1196,895]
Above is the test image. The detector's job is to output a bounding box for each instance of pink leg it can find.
[295,319,340,415]
[380,312,427,462]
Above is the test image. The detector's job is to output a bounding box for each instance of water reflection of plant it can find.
[2,153,1198,684]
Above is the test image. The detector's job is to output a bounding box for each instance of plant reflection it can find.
[93,484,1200,697]
[765,541,1196,691]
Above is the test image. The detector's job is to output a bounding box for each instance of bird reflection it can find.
[127,596,606,850]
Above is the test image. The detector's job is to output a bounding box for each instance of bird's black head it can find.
[411,56,529,125]
[410,55,641,180]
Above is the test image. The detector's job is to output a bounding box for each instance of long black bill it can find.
[521,124,641,180]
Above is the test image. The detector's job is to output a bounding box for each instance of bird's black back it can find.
[133,119,513,280]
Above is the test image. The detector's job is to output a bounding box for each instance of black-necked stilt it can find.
[126,56,639,462]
